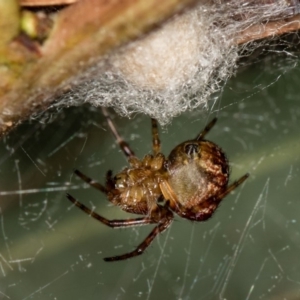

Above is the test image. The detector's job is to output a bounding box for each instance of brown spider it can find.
[67,109,249,262]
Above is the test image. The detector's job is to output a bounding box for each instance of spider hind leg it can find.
[217,173,249,200]
[104,218,173,262]
[196,117,217,141]
[104,204,174,262]
[67,193,155,228]
[66,194,174,262]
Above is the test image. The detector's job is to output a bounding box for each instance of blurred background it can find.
[0,49,299,300]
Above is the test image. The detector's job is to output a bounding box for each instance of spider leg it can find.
[74,169,107,194]
[151,118,161,154]
[104,217,173,262]
[216,173,249,201]
[196,117,217,141]
[66,193,155,228]
[105,170,115,190]
[101,107,135,158]
[104,204,174,262]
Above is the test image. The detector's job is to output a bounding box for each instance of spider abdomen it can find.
[165,140,229,221]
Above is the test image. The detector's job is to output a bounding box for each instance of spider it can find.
[67,109,249,262]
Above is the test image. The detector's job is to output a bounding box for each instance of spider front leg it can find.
[101,107,135,158]
[151,118,161,155]
[74,169,108,194]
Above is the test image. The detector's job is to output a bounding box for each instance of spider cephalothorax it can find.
[67,109,248,261]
